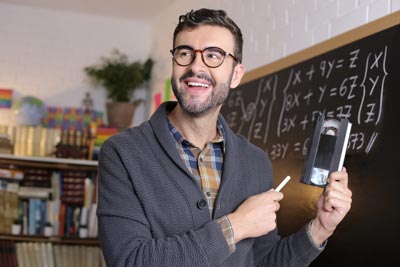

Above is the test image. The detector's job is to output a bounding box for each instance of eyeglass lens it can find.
[172,47,228,68]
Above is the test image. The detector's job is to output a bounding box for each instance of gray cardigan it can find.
[98,101,322,267]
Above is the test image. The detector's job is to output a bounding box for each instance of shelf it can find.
[0,234,99,245]
[0,153,98,171]
[0,154,99,245]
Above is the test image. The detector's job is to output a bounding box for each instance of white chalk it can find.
[275,176,291,192]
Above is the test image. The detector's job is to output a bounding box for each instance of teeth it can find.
[188,82,209,88]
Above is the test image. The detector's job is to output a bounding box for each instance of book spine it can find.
[58,203,66,237]
[28,198,36,235]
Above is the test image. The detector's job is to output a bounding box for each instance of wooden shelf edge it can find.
[0,233,99,246]
[0,153,98,166]
[0,153,98,170]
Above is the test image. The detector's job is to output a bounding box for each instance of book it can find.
[33,242,42,267]
[61,244,68,267]
[15,242,26,267]
[87,203,98,238]
[90,246,100,267]
[21,168,51,188]
[72,245,80,267]
[0,134,13,154]
[18,187,51,199]
[28,198,44,235]
[61,171,86,204]
[46,243,55,267]
[92,126,118,160]
[53,245,62,267]
[301,114,352,187]
[21,200,29,235]
[38,242,47,267]
[0,168,24,180]
[100,249,107,267]
[26,242,37,267]
[0,240,18,267]
[83,177,94,209]
[50,199,61,236]
[58,203,67,237]
[0,191,19,234]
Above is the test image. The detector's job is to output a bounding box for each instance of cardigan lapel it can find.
[146,102,205,197]
[213,114,240,219]
[149,102,190,174]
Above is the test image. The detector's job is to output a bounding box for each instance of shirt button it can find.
[206,192,211,197]
[197,199,208,209]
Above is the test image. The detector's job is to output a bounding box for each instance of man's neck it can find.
[168,105,220,149]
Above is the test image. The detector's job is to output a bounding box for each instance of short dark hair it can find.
[173,8,243,63]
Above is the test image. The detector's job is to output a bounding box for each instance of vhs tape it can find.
[301,114,352,187]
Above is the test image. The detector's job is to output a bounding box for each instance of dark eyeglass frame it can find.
[170,45,240,68]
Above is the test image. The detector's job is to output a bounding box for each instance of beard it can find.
[171,70,233,117]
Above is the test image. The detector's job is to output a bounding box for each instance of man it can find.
[98,8,352,267]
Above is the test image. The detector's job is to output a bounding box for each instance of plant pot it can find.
[44,225,53,237]
[106,102,136,130]
[79,227,88,238]
[11,223,21,235]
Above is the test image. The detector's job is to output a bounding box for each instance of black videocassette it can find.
[301,114,352,187]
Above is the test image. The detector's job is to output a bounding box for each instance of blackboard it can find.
[221,12,400,266]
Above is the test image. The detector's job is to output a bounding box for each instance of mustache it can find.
[179,70,216,86]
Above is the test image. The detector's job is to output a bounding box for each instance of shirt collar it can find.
[167,118,225,148]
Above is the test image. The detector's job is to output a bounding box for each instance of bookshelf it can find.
[0,154,104,266]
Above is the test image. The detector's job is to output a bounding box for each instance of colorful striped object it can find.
[0,89,13,108]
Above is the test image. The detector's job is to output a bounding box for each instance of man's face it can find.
[171,25,244,117]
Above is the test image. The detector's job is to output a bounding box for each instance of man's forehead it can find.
[174,25,235,49]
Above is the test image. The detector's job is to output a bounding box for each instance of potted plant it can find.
[11,218,22,235]
[84,49,153,130]
[44,222,53,237]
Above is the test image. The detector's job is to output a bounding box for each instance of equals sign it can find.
[336,59,344,68]
[294,142,301,151]
[330,87,337,96]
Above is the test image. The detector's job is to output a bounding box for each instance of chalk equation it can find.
[221,42,390,160]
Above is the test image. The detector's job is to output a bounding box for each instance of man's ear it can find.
[230,63,245,89]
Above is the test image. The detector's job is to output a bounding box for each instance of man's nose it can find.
[189,51,207,72]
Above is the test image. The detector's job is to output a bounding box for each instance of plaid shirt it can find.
[168,119,236,253]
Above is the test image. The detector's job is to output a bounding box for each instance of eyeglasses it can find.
[170,45,240,68]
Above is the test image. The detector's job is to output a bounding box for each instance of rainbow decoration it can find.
[62,107,82,131]
[43,107,63,128]
[0,89,13,109]
[43,106,104,131]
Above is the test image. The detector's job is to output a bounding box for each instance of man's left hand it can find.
[310,167,353,245]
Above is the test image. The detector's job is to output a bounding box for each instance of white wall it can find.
[149,0,400,113]
[0,3,151,126]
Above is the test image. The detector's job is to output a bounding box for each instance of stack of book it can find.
[0,167,21,234]
[58,171,97,238]
[0,189,19,234]
[0,239,18,267]
[91,126,118,160]
[14,242,106,267]
[12,126,62,158]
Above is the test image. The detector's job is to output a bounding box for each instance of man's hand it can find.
[227,190,283,243]
[310,167,353,245]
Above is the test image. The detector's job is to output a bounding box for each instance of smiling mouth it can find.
[187,82,210,88]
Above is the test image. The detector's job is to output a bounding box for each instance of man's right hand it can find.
[227,190,284,243]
